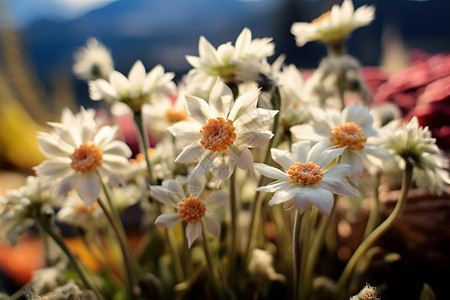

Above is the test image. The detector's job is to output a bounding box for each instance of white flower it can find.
[383,117,450,195]
[185,27,274,93]
[151,176,227,248]
[169,79,277,186]
[248,248,286,283]
[73,37,113,80]
[255,141,358,214]
[290,104,391,185]
[291,0,375,47]
[34,108,132,207]
[89,60,176,112]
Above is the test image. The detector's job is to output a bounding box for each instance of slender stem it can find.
[201,220,224,299]
[228,170,238,283]
[133,112,155,185]
[363,173,381,238]
[335,160,414,298]
[299,208,316,300]
[302,195,338,299]
[165,228,185,283]
[292,211,305,300]
[37,220,102,299]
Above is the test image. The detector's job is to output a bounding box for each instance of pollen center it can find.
[288,162,323,184]
[330,122,367,150]
[70,142,103,173]
[200,117,236,152]
[165,108,188,123]
[177,195,206,223]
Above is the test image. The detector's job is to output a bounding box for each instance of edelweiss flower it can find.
[291,0,375,47]
[383,116,450,195]
[255,141,358,214]
[89,60,176,113]
[73,37,114,80]
[151,176,227,248]
[185,27,274,95]
[34,108,132,207]
[169,79,277,186]
[290,104,391,184]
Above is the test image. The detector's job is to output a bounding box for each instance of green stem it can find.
[37,220,102,299]
[299,207,316,300]
[228,170,238,283]
[302,195,338,299]
[363,173,381,238]
[133,112,155,185]
[335,160,414,298]
[165,228,185,283]
[292,211,305,300]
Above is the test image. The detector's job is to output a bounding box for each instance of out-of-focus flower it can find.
[248,248,286,283]
[89,60,176,113]
[349,284,379,300]
[169,79,277,186]
[73,37,114,80]
[291,0,375,48]
[255,141,358,214]
[56,193,106,230]
[0,176,58,245]
[291,104,391,184]
[383,117,450,195]
[28,280,96,300]
[34,108,132,207]
[185,27,274,95]
[370,102,402,128]
[151,176,227,248]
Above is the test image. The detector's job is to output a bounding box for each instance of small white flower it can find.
[73,37,114,80]
[383,117,450,195]
[290,104,391,185]
[89,60,176,112]
[151,176,227,248]
[248,248,286,283]
[34,108,132,207]
[255,141,358,214]
[169,79,277,186]
[291,0,375,47]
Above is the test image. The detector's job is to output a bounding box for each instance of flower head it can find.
[34,108,132,207]
[255,141,358,214]
[383,117,450,195]
[73,37,113,80]
[291,104,391,184]
[151,176,227,247]
[89,60,176,113]
[169,79,277,186]
[291,0,375,48]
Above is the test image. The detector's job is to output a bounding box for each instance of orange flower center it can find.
[330,122,367,150]
[177,195,206,223]
[200,117,236,152]
[70,142,103,173]
[165,108,188,123]
[288,162,323,184]
[76,202,100,215]
[312,11,332,25]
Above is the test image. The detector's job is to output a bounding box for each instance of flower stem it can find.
[201,220,224,299]
[299,207,316,300]
[335,160,414,298]
[292,210,305,300]
[363,173,381,238]
[302,195,338,299]
[133,112,155,185]
[228,170,238,283]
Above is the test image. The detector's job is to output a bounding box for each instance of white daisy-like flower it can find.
[34,107,132,207]
[383,116,450,195]
[255,141,358,214]
[185,27,274,94]
[291,0,375,47]
[151,176,227,248]
[169,79,278,186]
[290,104,391,185]
[73,37,114,80]
[89,60,176,113]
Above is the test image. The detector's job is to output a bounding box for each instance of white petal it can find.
[150,186,178,208]
[229,146,254,171]
[37,135,73,158]
[270,148,293,170]
[209,80,234,118]
[168,120,202,146]
[237,130,273,148]
[58,173,78,195]
[290,124,328,142]
[342,104,374,130]
[308,143,345,168]
[77,172,100,208]
[175,143,207,164]
[34,159,72,178]
[186,176,206,198]
[204,213,220,238]
[341,151,363,185]
[292,141,312,163]
[109,71,130,95]
[89,79,117,100]
[255,180,290,193]
[203,190,228,209]
[155,213,182,228]
[234,108,278,131]
[188,152,216,179]
[101,140,132,157]
[268,187,298,206]
[210,155,234,186]
[128,60,146,92]
[228,90,259,121]
[293,187,334,215]
[321,176,358,198]
[254,163,288,180]
[186,222,203,248]
[185,95,211,124]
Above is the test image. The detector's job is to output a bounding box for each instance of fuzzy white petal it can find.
[186,222,203,248]
[270,148,293,170]
[204,213,220,238]
[185,95,211,124]
[155,213,182,228]
[254,163,288,180]
[175,143,207,164]
[77,173,100,207]
[209,80,234,118]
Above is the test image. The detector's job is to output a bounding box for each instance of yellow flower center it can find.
[330,122,367,150]
[76,202,100,215]
[70,142,103,173]
[165,108,188,123]
[312,11,332,25]
[177,195,206,223]
[200,117,236,152]
[288,162,323,184]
